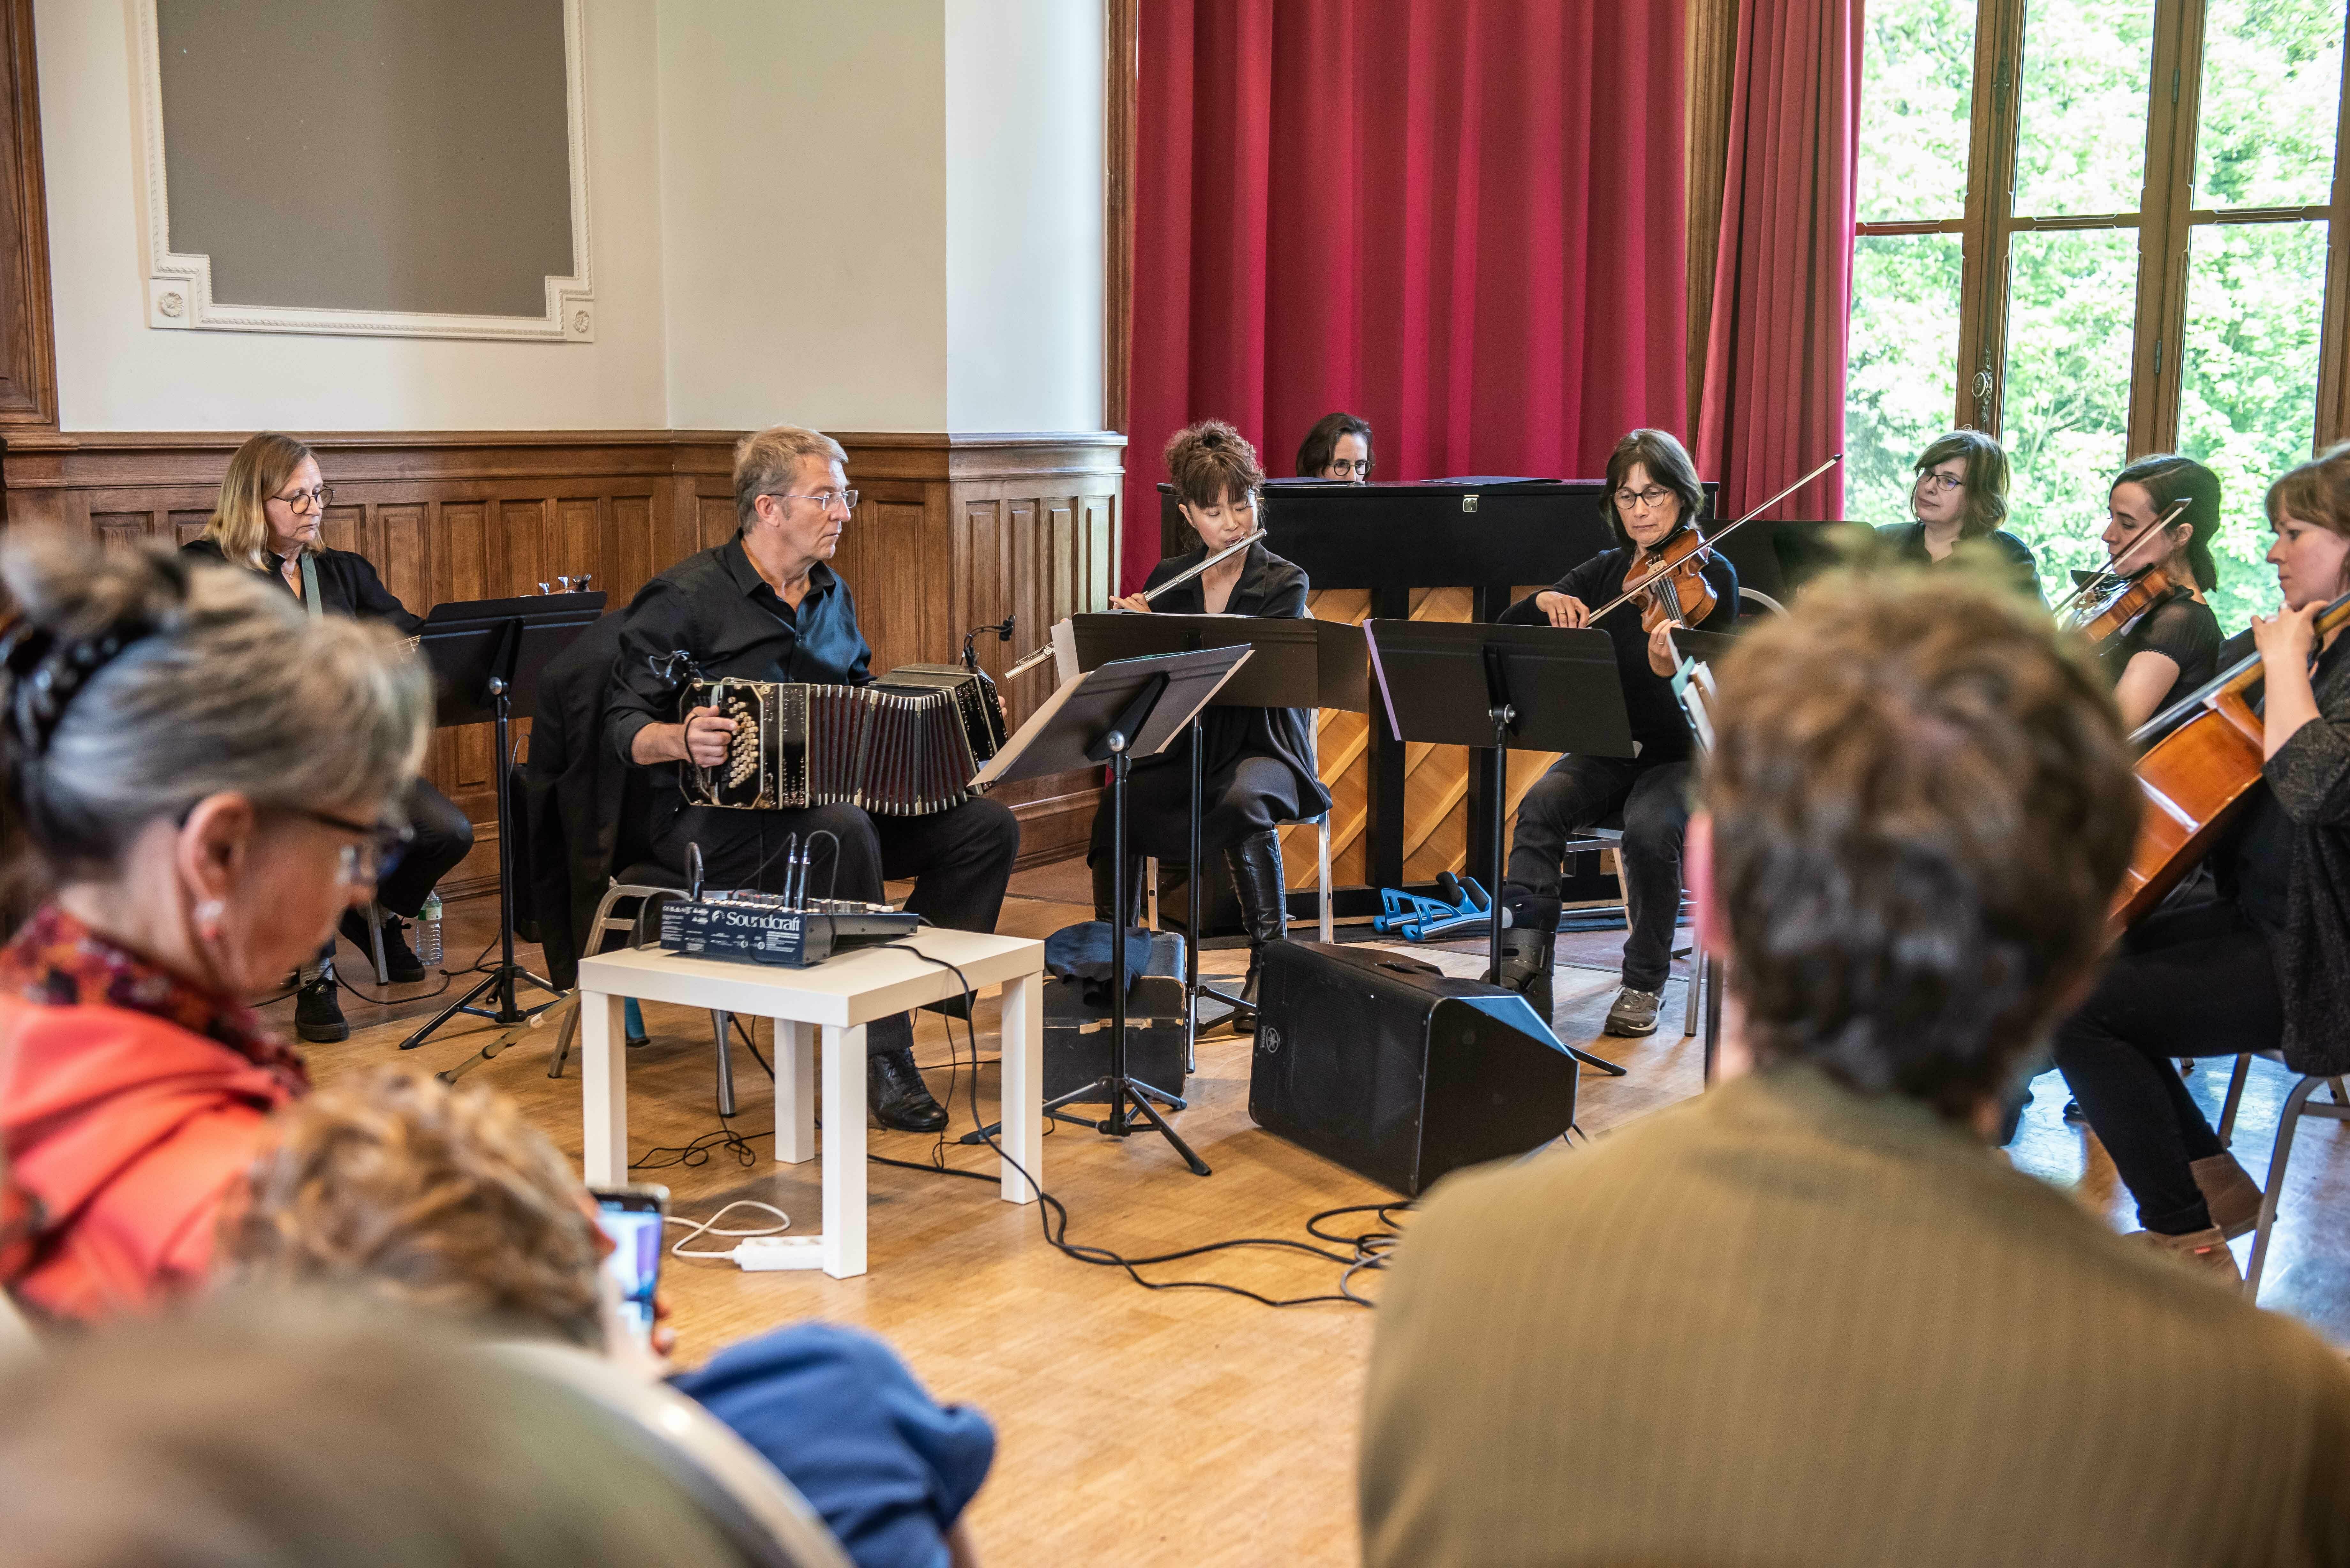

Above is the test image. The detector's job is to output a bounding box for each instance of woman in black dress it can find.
[182,432,473,1042]
[2091,454,2224,730]
[2051,443,2350,1281]
[1095,420,1331,1032]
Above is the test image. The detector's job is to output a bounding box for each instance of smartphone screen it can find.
[590,1185,668,1349]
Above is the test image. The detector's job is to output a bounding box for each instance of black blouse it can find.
[1875,521,2044,604]
[180,537,422,633]
[2098,589,2221,714]
[1133,542,1334,823]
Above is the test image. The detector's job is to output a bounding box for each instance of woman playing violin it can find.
[1094,420,1331,1033]
[2090,454,2224,730]
[2048,443,2350,1280]
[1489,428,1737,1037]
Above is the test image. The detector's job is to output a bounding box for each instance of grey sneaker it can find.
[1602,984,1663,1037]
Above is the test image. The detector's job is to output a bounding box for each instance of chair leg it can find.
[1682,948,1702,1037]
[1317,814,1334,943]
[2217,1053,2254,1146]
[1143,856,1159,931]
[368,900,390,985]
[711,1009,737,1119]
[547,996,579,1079]
[2245,1074,2322,1301]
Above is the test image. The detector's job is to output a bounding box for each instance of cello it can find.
[2109,587,2350,927]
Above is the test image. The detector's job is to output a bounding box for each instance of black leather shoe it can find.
[1488,925,1556,1023]
[294,973,348,1044]
[340,908,425,984]
[1222,830,1289,1036]
[870,1047,948,1133]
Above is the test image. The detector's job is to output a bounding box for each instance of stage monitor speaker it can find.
[1249,942,1578,1196]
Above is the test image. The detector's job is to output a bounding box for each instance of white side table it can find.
[575,929,1044,1279]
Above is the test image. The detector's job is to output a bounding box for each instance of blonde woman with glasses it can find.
[185,433,474,1041]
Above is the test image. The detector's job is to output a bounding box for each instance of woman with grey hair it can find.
[0,529,429,1324]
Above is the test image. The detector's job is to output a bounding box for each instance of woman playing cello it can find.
[2050,443,2350,1280]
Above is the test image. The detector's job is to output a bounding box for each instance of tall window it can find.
[1850,0,2349,629]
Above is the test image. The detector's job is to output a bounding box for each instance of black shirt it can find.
[1875,521,2044,603]
[605,534,873,824]
[180,537,423,633]
[2225,630,2350,931]
[2099,590,2221,715]
[1497,543,1739,763]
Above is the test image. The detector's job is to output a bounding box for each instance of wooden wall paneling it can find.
[0,0,53,430]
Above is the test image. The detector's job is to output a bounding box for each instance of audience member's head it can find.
[221,1067,610,1348]
[0,1304,740,1568]
[0,530,428,993]
[1911,429,2010,539]
[1700,571,2136,1122]
[2263,439,2350,610]
[201,431,324,572]
[1296,411,1374,481]
[2108,453,2220,591]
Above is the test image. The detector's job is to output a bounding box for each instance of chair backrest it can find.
[1671,655,1720,760]
[491,1342,854,1568]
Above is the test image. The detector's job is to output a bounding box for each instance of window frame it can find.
[1855,0,2350,456]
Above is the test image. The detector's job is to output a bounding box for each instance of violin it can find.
[2110,587,2350,929]
[2062,562,2188,651]
[1587,453,1845,631]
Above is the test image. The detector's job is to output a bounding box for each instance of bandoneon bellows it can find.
[681,664,1006,816]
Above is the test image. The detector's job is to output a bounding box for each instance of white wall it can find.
[35,0,670,432]
[944,0,1104,433]
[37,0,1107,435]
[656,0,950,432]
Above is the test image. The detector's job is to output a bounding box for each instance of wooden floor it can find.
[284,863,2348,1567]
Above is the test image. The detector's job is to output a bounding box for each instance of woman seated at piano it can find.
[1101,419,1332,1034]
[183,432,474,1044]
[2089,454,2224,730]
[1489,428,1737,1039]
[1296,412,1374,482]
[1879,430,2043,601]
[2049,444,2350,1280]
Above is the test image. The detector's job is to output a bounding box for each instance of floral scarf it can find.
[0,904,309,1097]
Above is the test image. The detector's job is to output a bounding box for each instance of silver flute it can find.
[1002,527,1269,679]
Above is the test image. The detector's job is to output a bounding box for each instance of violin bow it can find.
[1587,452,1844,626]
[2050,497,2191,621]
[1002,526,1269,679]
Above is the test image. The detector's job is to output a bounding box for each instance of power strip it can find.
[733,1235,826,1271]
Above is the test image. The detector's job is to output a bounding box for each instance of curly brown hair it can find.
[1703,570,2137,1121]
[1165,419,1266,511]
[219,1068,606,1347]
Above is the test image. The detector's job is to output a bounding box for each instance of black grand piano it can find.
[1157,476,1722,917]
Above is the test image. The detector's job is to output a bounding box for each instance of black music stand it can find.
[974,645,1253,1175]
[1363,618,1635,1075]
[1060,612,1368,1049]
[400,592,605,1055]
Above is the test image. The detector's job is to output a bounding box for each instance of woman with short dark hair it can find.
[1490,428,1737,1037]
[1100,420,1332,1031]
[2092,454,2224,729]
[1296,412,1374,481]
[2051,442,2350,1279]
[1879,430,2041,599]
[184,432,474,1041]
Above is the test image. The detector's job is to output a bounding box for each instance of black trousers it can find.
[653,795,1021,1057]
[379,779,474,918]
[2050,901,2283,1234]
[1088,755,1300,864]
[1503,754,1690,993]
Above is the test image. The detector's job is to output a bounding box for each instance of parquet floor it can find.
[281,862,2348,1567]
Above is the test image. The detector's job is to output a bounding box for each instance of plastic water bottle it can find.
[416,893,444,968]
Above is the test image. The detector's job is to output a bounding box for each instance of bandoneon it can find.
[682,664,1006,816]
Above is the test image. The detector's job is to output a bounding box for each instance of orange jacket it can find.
[0,996,297,1322]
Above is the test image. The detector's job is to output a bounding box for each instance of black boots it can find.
[869,1045,948,1133]
[294,966,347,1044]
[1223,829,1288,1034]
[1488,908,1557,1025]
[340,908,424,984]
[1090,852,1146,925]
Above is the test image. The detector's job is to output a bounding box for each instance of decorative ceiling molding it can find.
[133,0,594,343]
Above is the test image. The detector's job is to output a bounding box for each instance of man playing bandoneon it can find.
[606,425,1020,1133]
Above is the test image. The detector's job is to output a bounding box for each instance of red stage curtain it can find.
[1695,0,1862,523]
[1126,0,1690,590]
